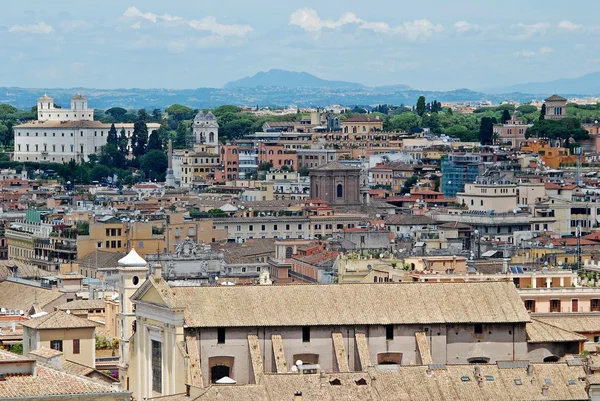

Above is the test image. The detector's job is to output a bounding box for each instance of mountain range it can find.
[1,70,599,110]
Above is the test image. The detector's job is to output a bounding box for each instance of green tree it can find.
[258,161,273,171]
[151,108,162,121]
[388,113,420,132]
[90,164,111,182]
[9,343,23,355]
[174,122,190,149]
[132,120,148,157]
[0,104,17,119]
[540,104,546,120]
[416,96,426,117]
[137,108,148,122]
[107,123,118,146]
[166,104,194,122]
[401,175,419,194]
[517,105,537,114]
[140,150,168,181]
[479,117,494,145]
[118,127,128,155]
[525,117,590,147]
[0,124,10,147]
[501,109,511,124]
[105,107,128,122]
[147,130,162,151]
[298,166,310,176]
[99,144,127,169]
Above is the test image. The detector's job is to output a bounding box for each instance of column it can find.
[532,278,536,289]
[559,277,564,288]
[546,277,551,288]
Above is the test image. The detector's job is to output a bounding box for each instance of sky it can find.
[0,0,599,91]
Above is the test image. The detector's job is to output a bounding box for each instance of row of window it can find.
[17,144,91,153]
[50,338,80,353]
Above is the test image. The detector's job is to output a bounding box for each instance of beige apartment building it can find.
[457,181,517,213]
[22,310,96,367]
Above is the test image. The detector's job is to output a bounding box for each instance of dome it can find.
[38,94,53,101]
[118,248,147,268]
[71,93,87,100]
[193,111,206,121]
[204,111,216,121]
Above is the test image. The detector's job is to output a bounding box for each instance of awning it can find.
[414,242,425,247]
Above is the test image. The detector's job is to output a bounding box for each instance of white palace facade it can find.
[13,94,159,163]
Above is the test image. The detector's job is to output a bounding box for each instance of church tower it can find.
[37,94,54,120]
[117,248,148,386]
[192,110,219,147]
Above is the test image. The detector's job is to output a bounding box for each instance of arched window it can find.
[269,150,274,155]
[337,184,343,198]
[344,127,348,133]
[232,149,237,154]
[209,132,215,143]
[286,247,293,258]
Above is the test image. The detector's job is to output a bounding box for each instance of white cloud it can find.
[9,22,53,34]
[514,46,554,57]
[454,21,479,33]
[289,8,442,40]
[558,20,582,31]
[188,17,253,37]
[289,8,360,31]
[509,22,550,40]
[123,6,252,37]
[123,6,181,23]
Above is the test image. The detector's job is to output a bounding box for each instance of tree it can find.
[137,108,148,122]
[132,120,148,157]
[431,100,439,113]
[401,175,419,194]
[298,166,310,176]
[388,113,420,132]
[258,161,273,171]
[105,107,128,122]
[90,164,111,182]
[118,127,128,155]
[416,96,426,117]
[479,117,494,145]
[501,109,511,124]
[174,122,190,149]
[517,105,538,114]
[151,108,162,121]
[0,124,9,147]
[525,117,590,147]
[540,104,546,120]
[147,130,162,151]
[166,104,194,122]
[140,150,168,181]
[107,123,118,146]
[99,144,126,169]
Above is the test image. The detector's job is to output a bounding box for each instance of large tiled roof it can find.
[0,280,64,311]
[183,363,588,401]
[526,319,587,343]
[21,311,97,330]
[310,161,359,171]
[77,250,125,269]
[0,261,51,280]
[385,214,437,226]
[15,120,109,129]
[211,238,276,264]
[533,314,600,333]
[545,94,567,102]
[169,281,529,328]
[0,350,129,398]
[55,299,106,311]
[29,347,63,359]
[342,115,383,123]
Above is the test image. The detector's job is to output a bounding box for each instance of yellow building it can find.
[22,310,97,367]
[174,145,220,186]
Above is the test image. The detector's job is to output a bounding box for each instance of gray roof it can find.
[385,215,437,226]
[311,161,360,171]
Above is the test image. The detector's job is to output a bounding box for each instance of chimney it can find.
[527,364,534,377]
[502,258,509,274]
[152,264,163,279]
[294,392,303,401]
[541,384,549,396]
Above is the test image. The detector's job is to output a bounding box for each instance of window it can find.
[592,299,600,312]
[217,328,226,344]
[386,325,394,340]
[241,267,246,273]
[286,224,290,231]
[298,224,302,230]
[151,340,162,393]
[524,299,536,312]
[474,324,483,335]
[550,299,561,312]
[73,339,80,354]
[50,340,63,352]
[249,225,254,232]
[302,326,311,342]
[337,184,343,198]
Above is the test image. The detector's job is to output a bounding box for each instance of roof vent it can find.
[541,384,549,396]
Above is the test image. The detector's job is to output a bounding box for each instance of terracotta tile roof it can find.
[0,261,51,280]
[15,120,109,129]
[55,299,106,311]
[545,94,568,101]
[0,280,64,312]
[533,314,600,333]
[170,281,529,328]
[310,161,359,171]
[21,311,97,330]
[62,359,95,377]
[526,319,587,343]
[29,346,62,359]
[77,250,126,269]
[0,349,129,398]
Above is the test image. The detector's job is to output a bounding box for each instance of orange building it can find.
[520,139,579,169]
[215,145,240,182]
[257,143,296,170]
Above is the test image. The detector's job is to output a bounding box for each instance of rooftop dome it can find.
[118,248,147,268]
[38,94,53,101]
[204,111,216,121]
[71,93,87,100]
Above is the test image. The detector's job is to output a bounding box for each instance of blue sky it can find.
[0,0,598,91]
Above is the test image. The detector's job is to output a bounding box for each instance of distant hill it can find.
[487,71,600,96]
[225,69,368,89]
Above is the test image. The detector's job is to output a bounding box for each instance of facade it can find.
[296,148,337,170]
[544,94,568,120]
[216,144,240,182]
[123,280,585,400]
[341,115,383,133]
[257,143,296,169]
[192,111,219,146]
[457,174,518,213]
[493,115,532,148]
[22,310,96,367]
[309,161,365,207]
[441,153,484,197]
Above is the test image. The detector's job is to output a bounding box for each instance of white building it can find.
[14,94,109,163]
[14,94,160,163]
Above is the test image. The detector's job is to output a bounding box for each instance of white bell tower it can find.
[117,248,148,385]
[192,110,219,147]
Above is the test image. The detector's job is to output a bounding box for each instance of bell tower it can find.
[117,248,148,386]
